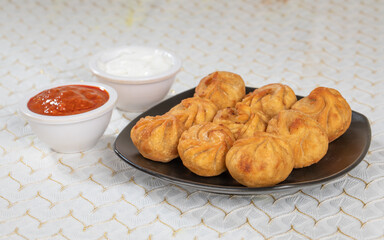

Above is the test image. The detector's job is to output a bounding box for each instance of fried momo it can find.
[226,132,294,187]
[167,97,218,129]
[291,87,351,142]
[241,83,297,119]
[130,114,185,163]
[194,71,246,109]
[178,122,235,177]
[266,110,329,168]
[213,103,268,139]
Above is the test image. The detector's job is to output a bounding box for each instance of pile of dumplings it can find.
[130,71,352,187]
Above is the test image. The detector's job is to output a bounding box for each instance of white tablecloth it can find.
[1,0,383,239]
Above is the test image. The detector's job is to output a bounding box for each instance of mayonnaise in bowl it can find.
[89,45,182,112]
[98,48,174,78]
[90,46,181,83]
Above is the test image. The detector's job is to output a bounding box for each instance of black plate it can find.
[114,87,371,194]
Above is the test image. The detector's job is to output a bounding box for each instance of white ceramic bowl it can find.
[19,82,117,153]
[89,46,182,112]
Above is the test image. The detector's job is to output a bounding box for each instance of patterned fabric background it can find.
[0,0,383,239]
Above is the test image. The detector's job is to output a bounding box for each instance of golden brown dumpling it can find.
[241,83,297,119]
[130,114,185,163]
[213,103,268,139]
[166,97,218,129]
[194,71,246,109]
[178,122,235,177]
[226,132,294,187]
[291,87,351,142]
[239,111,269,139]
[213,106,249,138]
[266,110,329,168]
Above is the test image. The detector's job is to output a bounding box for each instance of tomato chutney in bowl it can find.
[20,82,117,153]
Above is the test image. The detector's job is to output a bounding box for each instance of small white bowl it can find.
[19,82,117,153]
[89,45,182,112]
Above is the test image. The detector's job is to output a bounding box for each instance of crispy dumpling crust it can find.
[291,87,351,142]
[130,114,185,163]
[194,71,246,109]
[167,97,218,129]
[226,132,294,187]
[241,83,297,119]
[266,110,329,168]
[178,122,235,177]
[213,103,268,139]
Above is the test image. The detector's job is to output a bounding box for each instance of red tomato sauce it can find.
[28,85,109,116]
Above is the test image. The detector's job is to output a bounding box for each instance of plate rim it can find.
[113,87,372,194]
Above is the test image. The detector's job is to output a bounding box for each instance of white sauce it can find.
[98,48,174,78]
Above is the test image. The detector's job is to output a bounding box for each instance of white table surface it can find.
[1,0,383,239]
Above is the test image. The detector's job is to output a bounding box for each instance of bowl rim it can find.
[88,45,182,84]
[19,81,117,124]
